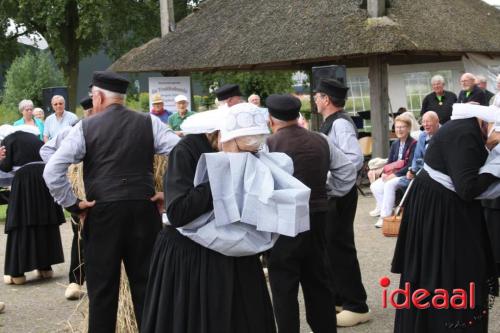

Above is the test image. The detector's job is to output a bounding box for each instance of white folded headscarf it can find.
[180,107,228,134]
[0,124,40,141]
[451,104,500,131]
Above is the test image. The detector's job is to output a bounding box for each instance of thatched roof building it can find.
[110,0,500,156]
[111,0,500,73]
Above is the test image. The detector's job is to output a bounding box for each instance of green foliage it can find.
[0,103,19,124]
[140,92,150,112]
[2,51,64,108]
[193,70,295,107]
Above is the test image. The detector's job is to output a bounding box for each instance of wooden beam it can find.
[159,0,175,37]
[368,55,389,157]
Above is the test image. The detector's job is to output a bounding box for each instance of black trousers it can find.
[69,214,85,284]
[83,201,162,333]
[268,211,336,333]
[326,186,368,313]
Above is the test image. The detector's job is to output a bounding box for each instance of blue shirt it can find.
[411,131,432,172]
[43,111,79,140]
[13,118,44,141]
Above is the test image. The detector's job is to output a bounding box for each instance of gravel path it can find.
[0,195,498,332]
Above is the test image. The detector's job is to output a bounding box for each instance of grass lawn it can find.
[0,204,6,223]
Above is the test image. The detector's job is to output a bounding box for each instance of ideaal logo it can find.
[379,277,475,310]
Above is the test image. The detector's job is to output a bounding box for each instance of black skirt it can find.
[484,207,500,277]
[4,163,65,276]
[392,171,498,333]
[141,227,276,333]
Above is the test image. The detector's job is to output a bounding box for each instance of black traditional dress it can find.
[392,118,499,333]
[141,134,276,333]
[483,197,500,276]
[1,131,65,277]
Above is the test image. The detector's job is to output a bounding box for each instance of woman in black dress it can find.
[141,111,275,332]
[392,116,499,333]
[1,127,65,285]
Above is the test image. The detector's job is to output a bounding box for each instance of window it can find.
[404,70,456,114]
[345,76,371,114]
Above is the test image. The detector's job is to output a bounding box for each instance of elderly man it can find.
[43,95,78,142]
[457,73,488,106]
[40,96,94,301]
[314,78,370,327]
[150,93,172,124]
[420,75,457,124]
[214,84,243,107]
[168,94,195,135]
[248,93,261,107]
[476,75,495,105]
[43,71,180,332]
[266,94,356,333]
[397,111,440,192]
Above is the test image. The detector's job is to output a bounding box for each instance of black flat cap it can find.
[80,97,93,110]
[316,78,349,100]
[214,84,242,101]
[266,94,301,121]
[91,71,129,94]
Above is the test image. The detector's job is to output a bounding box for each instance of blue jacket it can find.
[387,136,416,177]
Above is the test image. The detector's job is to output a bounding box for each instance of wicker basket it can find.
[382,209,403,237]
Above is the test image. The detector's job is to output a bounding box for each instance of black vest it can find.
[82,104,155,202]
[319,110,358,137]
[266,125,330,212]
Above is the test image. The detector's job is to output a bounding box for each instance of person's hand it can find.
[0,146,6,160]
[486,130,500,150]
[175,131,184,137]
[406,170,414,180]
[151,192,165,213]
[78,200,96,224]
[382,173,395,182]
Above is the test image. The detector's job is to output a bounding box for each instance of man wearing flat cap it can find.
[265,94,356,333]
[44,71,180,332]
[314,78,371,327]
[214,84,243,107]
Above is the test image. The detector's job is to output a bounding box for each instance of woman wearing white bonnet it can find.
[392,103,500,333]
[141,103,277,333]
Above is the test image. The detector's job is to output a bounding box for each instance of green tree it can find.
[2,51,65,108]
[0,0,163,110]
[194,70,295,106]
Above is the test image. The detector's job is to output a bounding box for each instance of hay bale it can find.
[66,265,138,333]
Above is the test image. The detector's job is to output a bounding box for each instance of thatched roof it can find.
[110,0,500,73]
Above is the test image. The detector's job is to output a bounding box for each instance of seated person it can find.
[397,111,440,192]
[370,115,417,227]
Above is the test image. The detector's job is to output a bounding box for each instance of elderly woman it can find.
[0,125,65,285]
[33,108,45,121]
[13,100,44,141]
[141,103,278,333]
[392,105,500,333]
[370,115,416,227]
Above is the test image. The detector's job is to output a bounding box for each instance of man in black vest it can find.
[457,73,488,106]
[315,78,371,327]
[43,71,180,332]
[266,94,356,333]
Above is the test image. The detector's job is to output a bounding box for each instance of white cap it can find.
[220,103,269,143]
[174,95,188,103]
[451,103,500,123]
[0,124,40,141]
[180,108,227,134]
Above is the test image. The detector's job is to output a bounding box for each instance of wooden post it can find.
[308,69,322,131]
[368,0,386,18]
[368,55,389,157]
[159,0,175,37]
